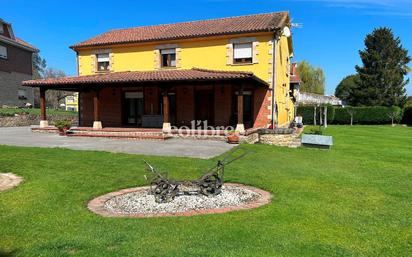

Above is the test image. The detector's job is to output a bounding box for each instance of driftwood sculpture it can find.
[143,149,248,203]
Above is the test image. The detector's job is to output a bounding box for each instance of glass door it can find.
[124,92,144,127]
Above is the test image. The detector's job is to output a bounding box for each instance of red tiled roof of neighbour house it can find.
[290,63,301,84]
[15,37,38,51]
[22,68,269,87]
[70,12,289,49]
[0,35,38,52]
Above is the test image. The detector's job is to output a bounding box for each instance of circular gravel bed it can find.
[88,183,271,218]
[0,173,23,192]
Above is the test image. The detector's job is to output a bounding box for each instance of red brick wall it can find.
[253,87,270,128]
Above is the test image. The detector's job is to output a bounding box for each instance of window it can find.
[0,45,7,59]
[233,43,252,64]
[0,24,3,34]
[18,90,27,100]
[96,53,110,71]
[161,49,176,67]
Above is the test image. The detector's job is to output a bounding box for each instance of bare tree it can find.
[42,68,72,109]
[387,106,401,126]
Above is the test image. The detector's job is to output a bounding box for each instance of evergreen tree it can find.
[32,52,46,79]
[355,27,410,107]
[335,74,359,105]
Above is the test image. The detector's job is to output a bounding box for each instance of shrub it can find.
[53,119,72,130]
[402,107,412,125]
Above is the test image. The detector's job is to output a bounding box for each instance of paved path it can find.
[0,127,234,159]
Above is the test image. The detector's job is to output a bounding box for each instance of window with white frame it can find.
[96,53,110,71]
[0,45,7,59]
[160,48,176,67]
[233,43,252,64]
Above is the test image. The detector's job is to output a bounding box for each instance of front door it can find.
[124,92,144,127]
[195,89,214,126]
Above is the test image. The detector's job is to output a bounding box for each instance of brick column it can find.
[39,88,48,128]
[162,91,171,133]
[93,90,102,130]
[235,85,245,133]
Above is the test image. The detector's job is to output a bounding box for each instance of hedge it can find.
[297,106,403,125]
[401,107,412,125]
[296,105,335,125]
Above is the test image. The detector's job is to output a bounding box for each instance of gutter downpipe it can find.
[271,30,280,129]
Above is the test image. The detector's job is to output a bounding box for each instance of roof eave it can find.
[70,28,280,51]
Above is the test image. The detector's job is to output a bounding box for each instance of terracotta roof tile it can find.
[22,68,268,87]
[15,37,37,51]
[71,12,288,49]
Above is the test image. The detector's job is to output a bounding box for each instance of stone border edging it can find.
[88,183,272,218]
[0,173,23,192]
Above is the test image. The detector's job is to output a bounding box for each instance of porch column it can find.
[39,88,48,128]
[162,92,171,133]
[93,90,102,130]
[235,85,245,133]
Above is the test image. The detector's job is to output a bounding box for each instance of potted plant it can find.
[226,130,240,144]
[54,119,72,136]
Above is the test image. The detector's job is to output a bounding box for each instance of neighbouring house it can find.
[290,63,301,102]
[0,18,37,107]
[23,12,296,133]
[297,92,343,107]
[65,93,78,111]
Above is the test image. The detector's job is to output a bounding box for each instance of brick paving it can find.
[88,183,272,218]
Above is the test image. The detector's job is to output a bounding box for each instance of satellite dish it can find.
[282,26,291,38]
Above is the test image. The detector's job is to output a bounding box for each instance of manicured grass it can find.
[0,125,411,256]
[0,108,77,117]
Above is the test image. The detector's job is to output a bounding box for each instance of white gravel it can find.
[104,185,261,214]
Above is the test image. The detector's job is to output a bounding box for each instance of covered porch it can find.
[23,68,270,137]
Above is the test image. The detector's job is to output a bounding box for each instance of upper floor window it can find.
[96,53,110,71]
[161,49,176,67]
[0,24,4,34]
[233,43,252,64]
[0,45,7,59]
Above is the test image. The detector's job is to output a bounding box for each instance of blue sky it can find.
[3,0,411,95]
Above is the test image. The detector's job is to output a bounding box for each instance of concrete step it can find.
[67,129,169,140]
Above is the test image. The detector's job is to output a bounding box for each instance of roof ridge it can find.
[71,11,289,49]
[109,11,288,32]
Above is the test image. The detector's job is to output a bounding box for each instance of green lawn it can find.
[0,108,77,117]
[0,126,411,257]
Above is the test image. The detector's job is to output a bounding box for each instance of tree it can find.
[296,61,325,95]
[335,74,359,105]
[355,27,410,107]
[32,52,46,79]
[43,68,70,109]
[406,96,412,107]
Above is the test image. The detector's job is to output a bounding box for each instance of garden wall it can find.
[0,114,78,127]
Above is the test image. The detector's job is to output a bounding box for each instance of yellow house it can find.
[65,93,78,112]
[24,12,296,132]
